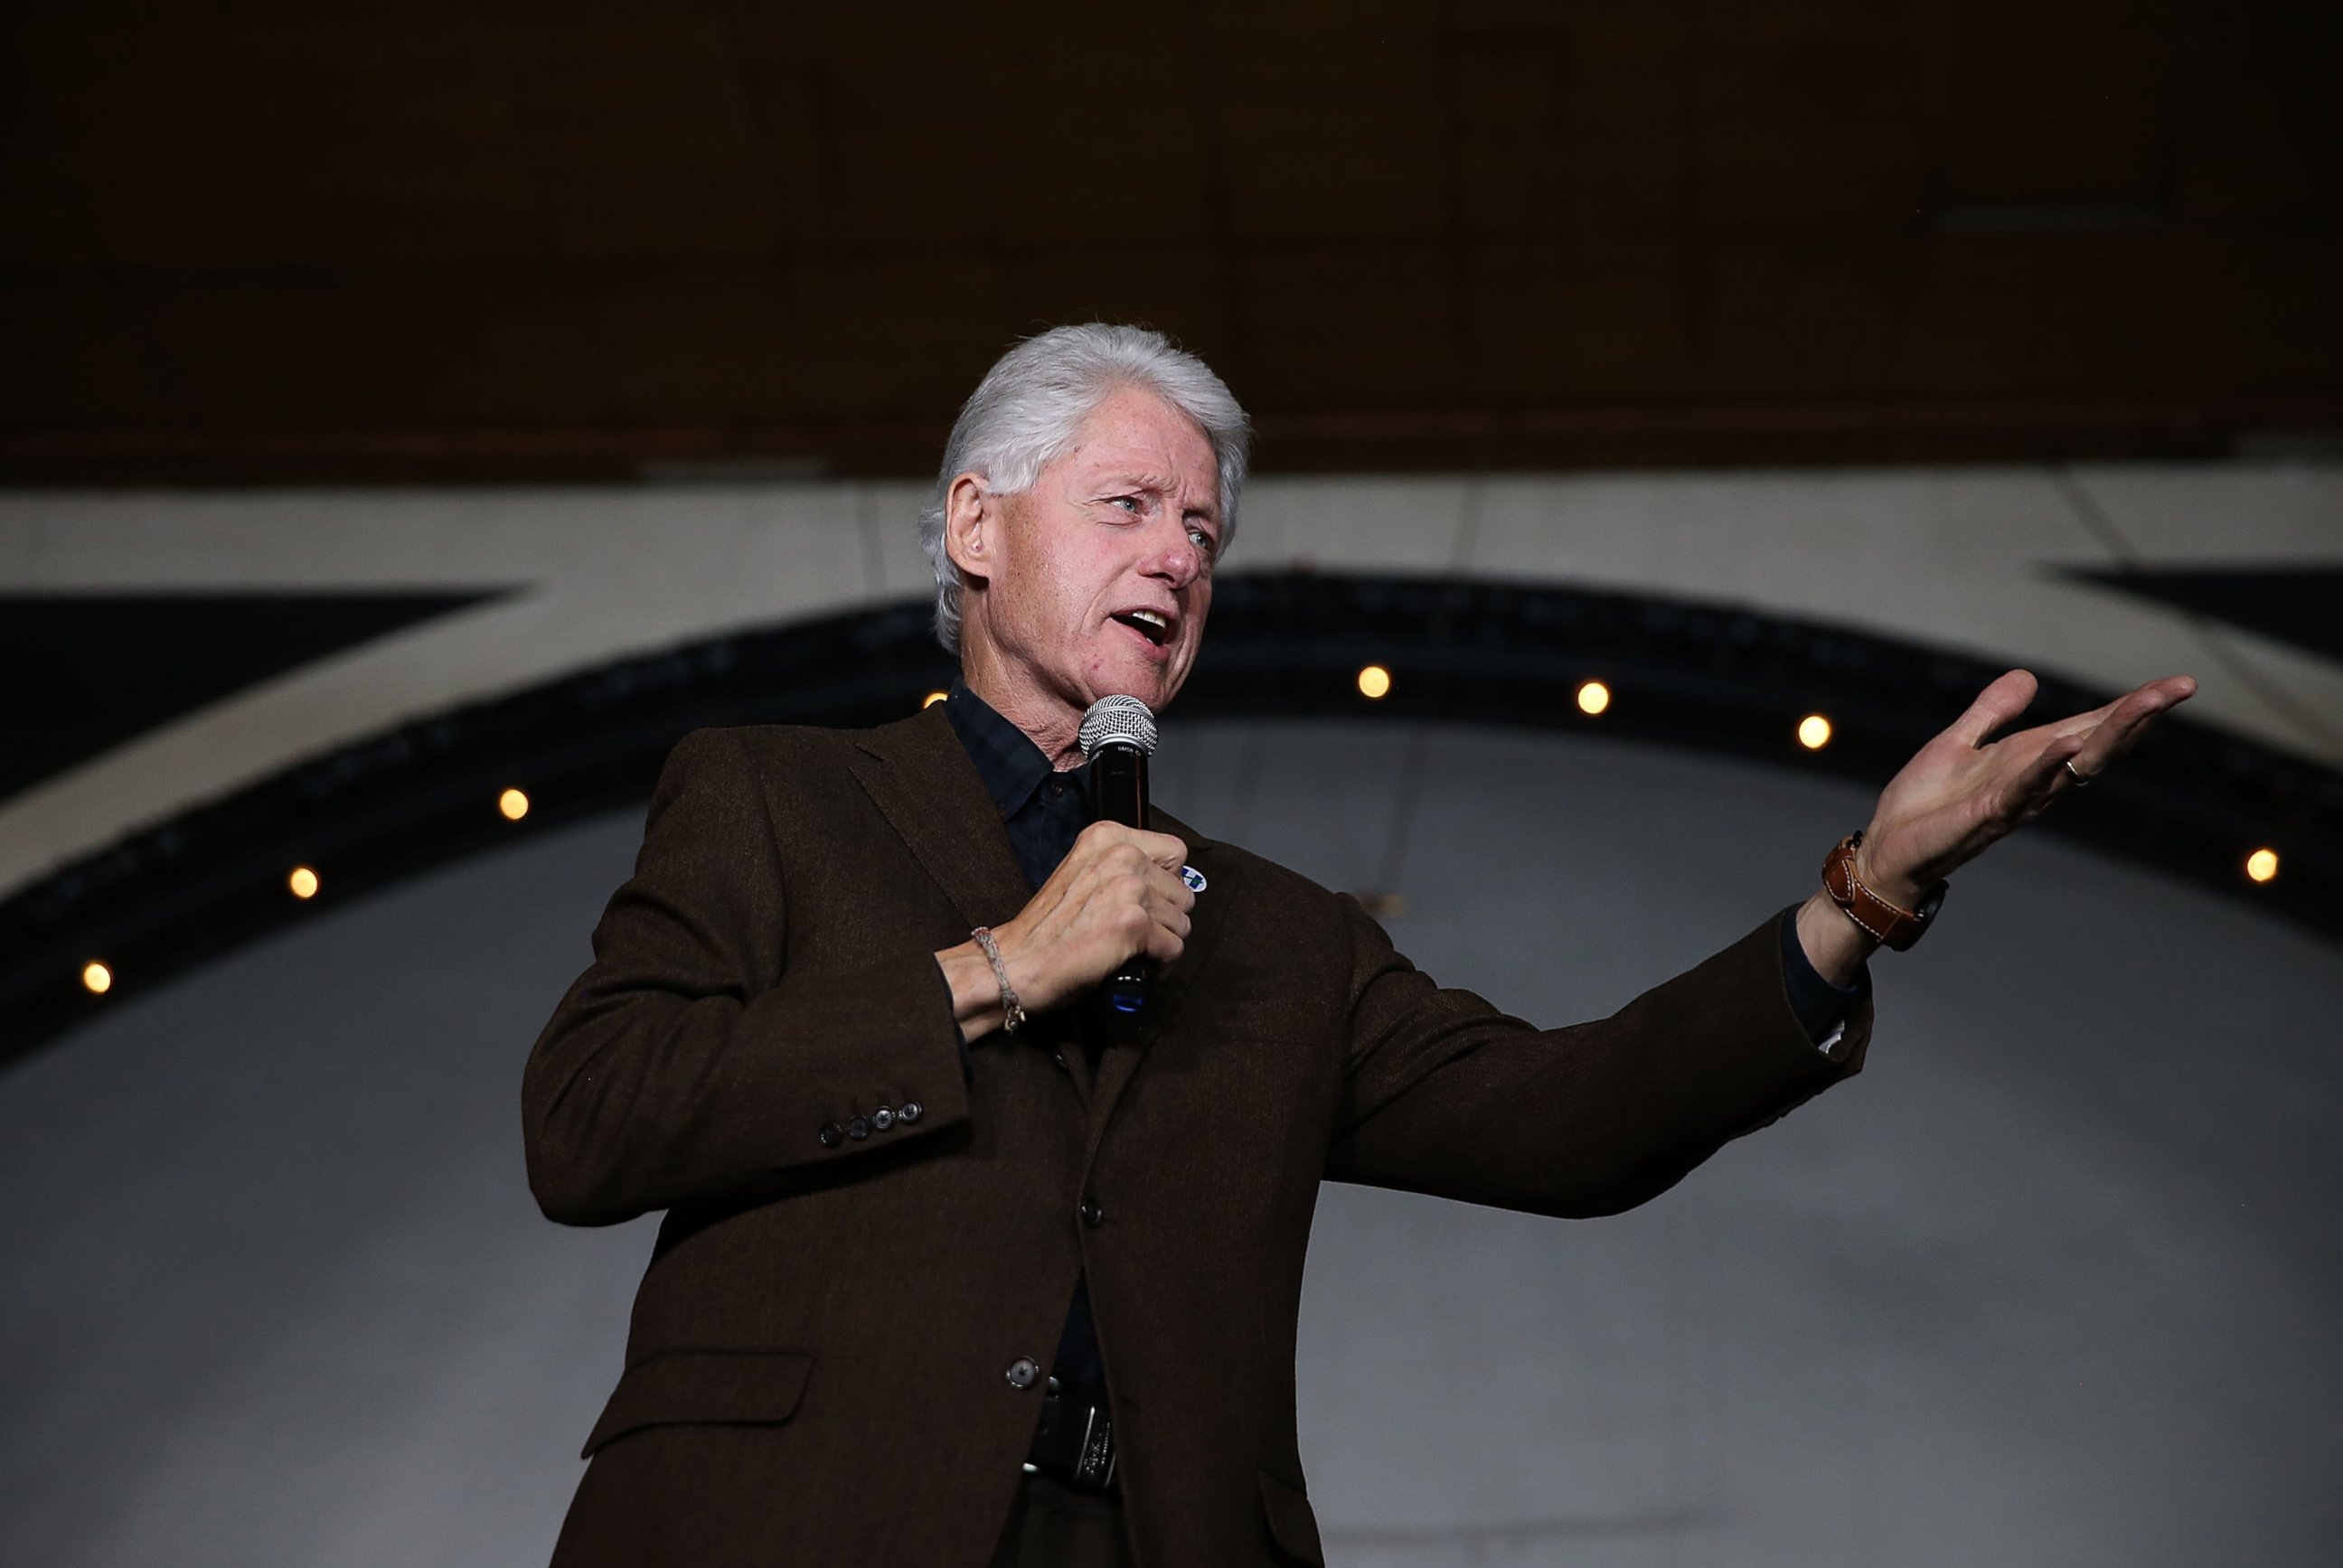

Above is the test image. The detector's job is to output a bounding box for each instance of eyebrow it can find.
[1098,472,1222,524]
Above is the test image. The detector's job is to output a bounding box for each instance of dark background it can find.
[5,0,2339,482]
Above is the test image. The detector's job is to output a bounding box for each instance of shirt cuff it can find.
[1778,904,1868,1053]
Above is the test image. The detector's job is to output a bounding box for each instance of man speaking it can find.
[522,324,2193,1565]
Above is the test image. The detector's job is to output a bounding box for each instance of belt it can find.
[1023,1374,1118,1497]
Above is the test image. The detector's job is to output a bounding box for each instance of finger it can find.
[2004,730,2088,820]
[1074,821,1170,856]
[1981,671,2198,764]
[2046,673,2197,742]
[1947,669,2039,749]
[2070,675,2199,775]
[2040,692,2125,743]
[1081,838,1161,888]
[1133,830,1188,870]
[1148,862,1196,909]
[1139,880,1193,932]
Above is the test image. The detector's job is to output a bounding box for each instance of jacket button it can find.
[817,1122,842,1149]
[846,1115,871,1141]
[1079,1197,1105,1228]
[899,1101,923,1124]
[1051,1049,1068,1072]
[1005,1357,1040,1389]
[872,1106,895,1131]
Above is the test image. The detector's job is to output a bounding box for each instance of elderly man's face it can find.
[957,384,1221,719]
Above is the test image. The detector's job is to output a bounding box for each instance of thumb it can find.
[1948,669,2039,749]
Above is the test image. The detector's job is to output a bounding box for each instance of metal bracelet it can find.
[970,925,1026,1034]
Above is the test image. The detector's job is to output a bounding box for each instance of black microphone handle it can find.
[1089,742,1151,1015]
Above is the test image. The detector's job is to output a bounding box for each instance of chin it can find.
[1092,666,1178,711]
[1077,636,1190,711]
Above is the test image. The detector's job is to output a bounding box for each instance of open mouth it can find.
[1111,608,1174,647]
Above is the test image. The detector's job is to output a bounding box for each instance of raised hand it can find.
[1854,668,2198,908]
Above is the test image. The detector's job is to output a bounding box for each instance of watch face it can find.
[1915,883,1948,922]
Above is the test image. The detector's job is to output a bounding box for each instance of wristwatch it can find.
[1821,830,1945,951]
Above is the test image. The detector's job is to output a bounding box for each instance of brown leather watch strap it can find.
[1821,831,1945,952]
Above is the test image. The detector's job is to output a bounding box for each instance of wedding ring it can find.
[2062,759,2094,787]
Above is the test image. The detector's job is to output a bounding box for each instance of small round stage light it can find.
[1357,664,1392,699]
[1576,681,1611,716]
[1798,714,1833,751]
[288,866,320,900]
[499,787,531,822]
[2245,848,2280,884]
[922,690,948,709]
[81,961,112,995]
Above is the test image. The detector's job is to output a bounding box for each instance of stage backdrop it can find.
[3,718,2337,1567]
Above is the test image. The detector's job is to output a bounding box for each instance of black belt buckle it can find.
[1024,1379,1117,1496]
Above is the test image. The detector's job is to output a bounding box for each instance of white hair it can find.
[918,324,1252,653]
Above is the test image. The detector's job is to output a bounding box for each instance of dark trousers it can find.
[987,1474,1133,1567]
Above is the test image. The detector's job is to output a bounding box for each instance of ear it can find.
[941,472,996,588]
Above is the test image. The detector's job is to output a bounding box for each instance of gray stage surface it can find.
[5,720,2338,1565]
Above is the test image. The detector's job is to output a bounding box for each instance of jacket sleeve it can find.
[1322,896,1869,1218]
[522,728,972,1226]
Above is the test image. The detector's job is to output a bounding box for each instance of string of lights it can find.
[21,573,2332,1059]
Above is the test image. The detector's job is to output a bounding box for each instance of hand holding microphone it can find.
[947,821,1185,1038]
[934,697,1182,1037]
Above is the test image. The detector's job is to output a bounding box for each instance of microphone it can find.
[1077,694,1159,1016]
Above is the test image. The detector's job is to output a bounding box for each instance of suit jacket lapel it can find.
[844,706,1033,934]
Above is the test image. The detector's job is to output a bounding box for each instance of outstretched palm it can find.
[1857,669,2198,904]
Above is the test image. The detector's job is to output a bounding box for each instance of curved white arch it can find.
[4,462,2338,898]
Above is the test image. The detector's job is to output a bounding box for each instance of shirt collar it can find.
[943,679,1084,820]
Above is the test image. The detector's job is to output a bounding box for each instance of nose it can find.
[1142,517,1204,590]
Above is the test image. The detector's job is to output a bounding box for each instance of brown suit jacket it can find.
[522,705,1870,1566]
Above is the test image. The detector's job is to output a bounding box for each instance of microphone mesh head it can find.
[1078,694,1158,757]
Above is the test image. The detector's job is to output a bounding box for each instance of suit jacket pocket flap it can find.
[1257,1468,1326,1565]
[582,1347,816,1458]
